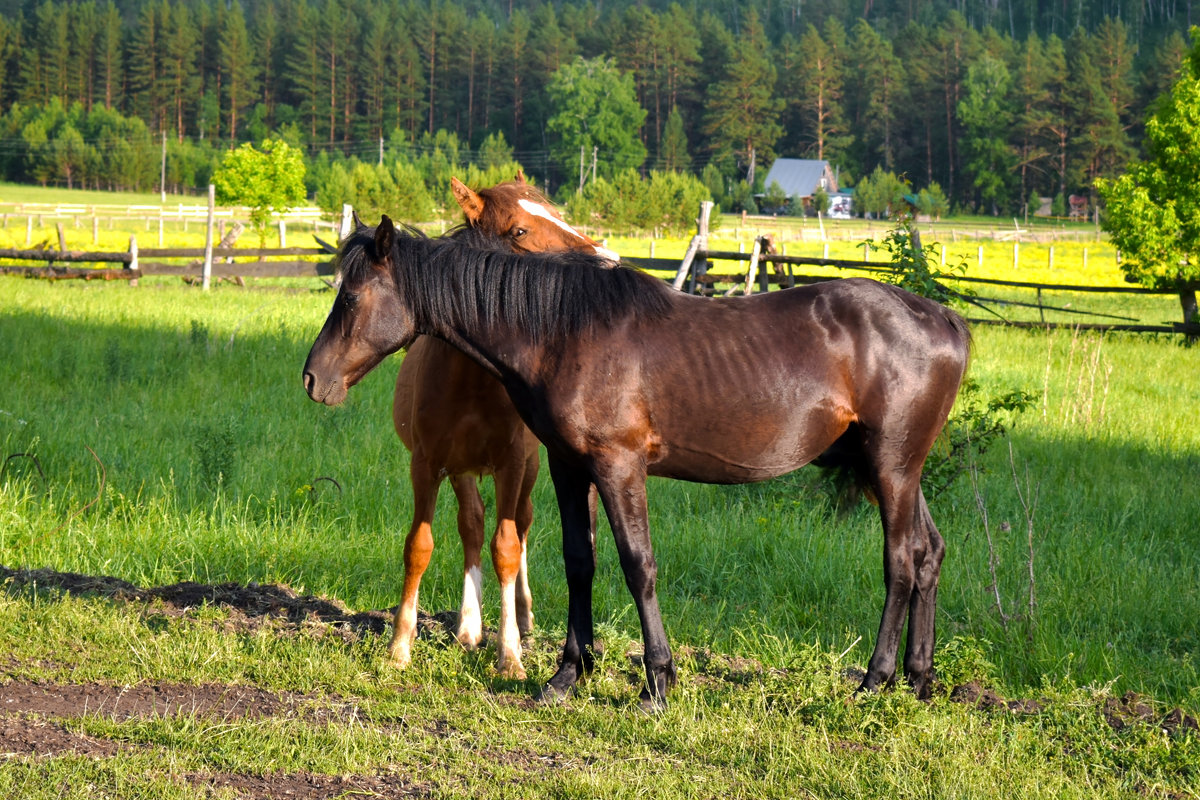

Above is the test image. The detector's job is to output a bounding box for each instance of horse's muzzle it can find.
[302,369,347,406]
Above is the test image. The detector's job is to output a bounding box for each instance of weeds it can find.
[1042,327,1113,429]
[969,443,1041,633]
[192,419,238,490]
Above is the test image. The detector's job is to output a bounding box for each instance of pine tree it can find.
[657,105,690,172]
[127,0,168,133]
[1013,33,1055,200]
[849,19,906,172]
[789,22,851,163]
[220,1,257,144]
[95,1,122,110]
[163,1,201,139]
[67,1,99,111]
[1065,28,1131,193]
[358,1,392,142]
[460,14,497,144]
[283,2,321,146]
[701,8,782,182]
[251,1,281,129]
[499,9,532,148]
[19,1,69,104]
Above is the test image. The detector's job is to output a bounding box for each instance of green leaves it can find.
[212,137,306,243]
[546,56,648,185]
[1097,27,1200,289]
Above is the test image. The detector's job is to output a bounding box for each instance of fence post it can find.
[203,184,215,291]
[1013,241,1019,270]
[128,235,139,288]
[93,216,99,244]
[278,219,287,248]
[340,204,354,240]
[1181,289,1198,342]
[1048,246,1054,271]
[25,215,32,245]
[692,200,713,293]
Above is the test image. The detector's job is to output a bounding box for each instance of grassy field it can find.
[0,266,1197,796]
[1,183,1197,795]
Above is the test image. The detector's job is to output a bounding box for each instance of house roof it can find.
[761,159,833,198]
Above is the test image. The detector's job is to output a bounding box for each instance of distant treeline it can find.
[0,0,1193,214]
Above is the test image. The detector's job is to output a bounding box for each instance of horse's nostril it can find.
[303,371,315,396]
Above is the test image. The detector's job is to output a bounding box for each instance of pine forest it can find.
[0,0,1194,216]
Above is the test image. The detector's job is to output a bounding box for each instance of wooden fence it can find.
[2,201,1195,337]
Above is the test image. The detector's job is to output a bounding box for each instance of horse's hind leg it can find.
[514,447,539,636]
[449,474,486,650]
[903,490,944,697]
[860,456,941,698]
[388,457,441,668]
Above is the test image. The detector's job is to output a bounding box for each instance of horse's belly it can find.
[646,416,842,485]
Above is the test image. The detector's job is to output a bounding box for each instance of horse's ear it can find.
[375,215,395,263]
[451,177,485,224]
[514,169,526,185]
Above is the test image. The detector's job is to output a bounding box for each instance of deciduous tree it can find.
[547,56,646,185]
[1097,28,1200,318]
[212,137,306,243]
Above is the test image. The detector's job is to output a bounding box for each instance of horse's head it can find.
[303,216,413,406]
[450,175,618,260]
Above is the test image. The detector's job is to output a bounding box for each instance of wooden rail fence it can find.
[2,200,1196,337]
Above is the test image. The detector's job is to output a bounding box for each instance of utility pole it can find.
[160,131,167,202]
[379,136,384,166]
[578,144,586,193]
[592,146,598,185]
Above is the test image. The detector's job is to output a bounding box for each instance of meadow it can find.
[0,186,1197,797]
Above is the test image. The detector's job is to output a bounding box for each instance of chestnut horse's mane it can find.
[337,222,672,343]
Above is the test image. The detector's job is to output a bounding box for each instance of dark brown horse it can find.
[390,174,611,678]
[304,217,971,708]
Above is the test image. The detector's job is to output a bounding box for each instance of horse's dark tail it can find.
[813,425,877,515]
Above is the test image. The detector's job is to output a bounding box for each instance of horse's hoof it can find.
[637,688,667,715]
[455,631,483,650]
[535,682,573,705]
[497,661,527,681]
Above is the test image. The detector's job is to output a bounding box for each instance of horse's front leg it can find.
[537,455,596,703]
[388,456,442,668]
[593,461,676,711]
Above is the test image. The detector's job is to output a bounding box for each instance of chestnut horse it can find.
[304,217,970,709]
[390,174,611,679]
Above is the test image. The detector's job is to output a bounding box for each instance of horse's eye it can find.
[512,228,527,238]
[343,292,359,308]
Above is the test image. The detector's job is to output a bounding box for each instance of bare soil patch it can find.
[0,714,126,758]
[1,680,331,723]
[185,770,430,799]
[0,565,392,637]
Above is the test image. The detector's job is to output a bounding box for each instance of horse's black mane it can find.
[337,222,673,342]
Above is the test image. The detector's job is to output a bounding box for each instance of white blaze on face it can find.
[517,198,619,262]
